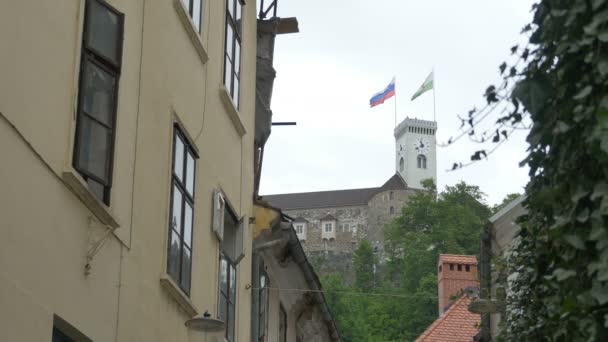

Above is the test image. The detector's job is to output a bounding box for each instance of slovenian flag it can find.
[369,77,396,108]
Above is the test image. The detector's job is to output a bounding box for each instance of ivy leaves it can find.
[497,0,608,340]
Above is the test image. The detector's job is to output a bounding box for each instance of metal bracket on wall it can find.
[85,216,115,277]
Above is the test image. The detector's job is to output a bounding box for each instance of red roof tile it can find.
[415,295,480,342]
[438,254,478,265]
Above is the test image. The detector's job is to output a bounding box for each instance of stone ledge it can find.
[219,85,246,136]
[160,273,199,317]
[62,170,120,229]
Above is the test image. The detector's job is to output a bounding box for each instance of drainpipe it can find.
[251,253,260,342]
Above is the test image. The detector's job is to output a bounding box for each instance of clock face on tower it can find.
[414,137,430,155]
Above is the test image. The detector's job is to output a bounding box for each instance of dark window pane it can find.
[76,116,111,181]
[181,246,191,291]
[226,26,234,57]
[86,0,121,65]
[224,56,233,92]
[218,293,227,322]
[219,257,228,294]
[233,77,240,107]
[193,0,201,32]
[82,61,115,126]
[53,328,75,342]
[87,178,105,201]
[228,302,235,342]
[186,153,195,195]
[167,231,181,279]
[174,135,185,181]
[171,186,183,232]
[234,42,240,74]
[229,264,236,300]
[184,203,193,247]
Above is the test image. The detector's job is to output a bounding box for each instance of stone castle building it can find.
[264,117,438,280]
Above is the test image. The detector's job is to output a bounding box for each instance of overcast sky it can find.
[259,0,534,206]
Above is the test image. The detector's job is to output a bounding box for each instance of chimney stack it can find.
[437,254,479,315]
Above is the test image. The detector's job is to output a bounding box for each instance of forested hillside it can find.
[322,181,496,341]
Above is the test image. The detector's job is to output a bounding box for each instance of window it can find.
[279,304,287,342]
[180,0,202,32]
[465,265,470,272]
[325,223,333,232]
[73,0,124,205]
[389,191,394,200]
[342,223,350,232]
[399,157,404,172]
[295,224,303,234]
[53,328,74,342]
[219,253,237,342]
[449,264,454,271]
[167,126,197,295]
[389,206,395,215]
[417,154,427,169]
[223,0,244,107]
[218,204,239,342]
[258,271,269,342]
[439,265,442,273]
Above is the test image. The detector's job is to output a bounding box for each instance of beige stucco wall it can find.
[488,198,526,340]
[1,0,257,341]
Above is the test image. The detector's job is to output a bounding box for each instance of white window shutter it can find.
[234,216,247,263]
[212,189,225,241]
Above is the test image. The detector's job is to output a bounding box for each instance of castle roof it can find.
[262,173,408,210]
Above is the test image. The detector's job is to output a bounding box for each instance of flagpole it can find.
[432,68,436,122]
[394,88,397,128]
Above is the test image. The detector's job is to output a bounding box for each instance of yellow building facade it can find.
[0,0,260,341]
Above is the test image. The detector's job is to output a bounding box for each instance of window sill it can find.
[173,0,209,65]
[62,170,120,229]
[219,85,246,136]
[160,273,199,317]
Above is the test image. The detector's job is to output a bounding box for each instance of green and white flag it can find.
[411,71,434,101]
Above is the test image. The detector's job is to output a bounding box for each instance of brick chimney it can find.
[437,254,479,315]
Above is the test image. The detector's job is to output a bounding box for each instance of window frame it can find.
[417,154,427,169]
[258,270,270,341]
[223,0,244,108]
[218,252,237,342]
[166,124,199,295]
[181,0,203,32]
[73,0,125,205]
[325,222,333,233]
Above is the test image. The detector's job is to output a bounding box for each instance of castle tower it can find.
[437,254,479,314]
[394,117,437,189]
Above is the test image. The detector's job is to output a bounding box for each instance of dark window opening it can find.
[417,154,427,169]
[258,270,270,342]
[167,125,198,295]
[449,264,454,271]
[223,0,244,108]
[52,328,75,342]
[389,206,395,215]
[73,0,124,205]
[457,264,462,271]
[218,253,237,342]
[439,265,442,272]
[465,265,470,272]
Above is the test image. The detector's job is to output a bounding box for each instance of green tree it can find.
[491,193,521,214]
[353,240,376,293]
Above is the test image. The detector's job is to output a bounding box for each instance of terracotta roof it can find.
[438,254,478,265]
[262,174,409,209]
[415,295,480,342]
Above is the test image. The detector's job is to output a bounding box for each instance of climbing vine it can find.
[463,0,608,340]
